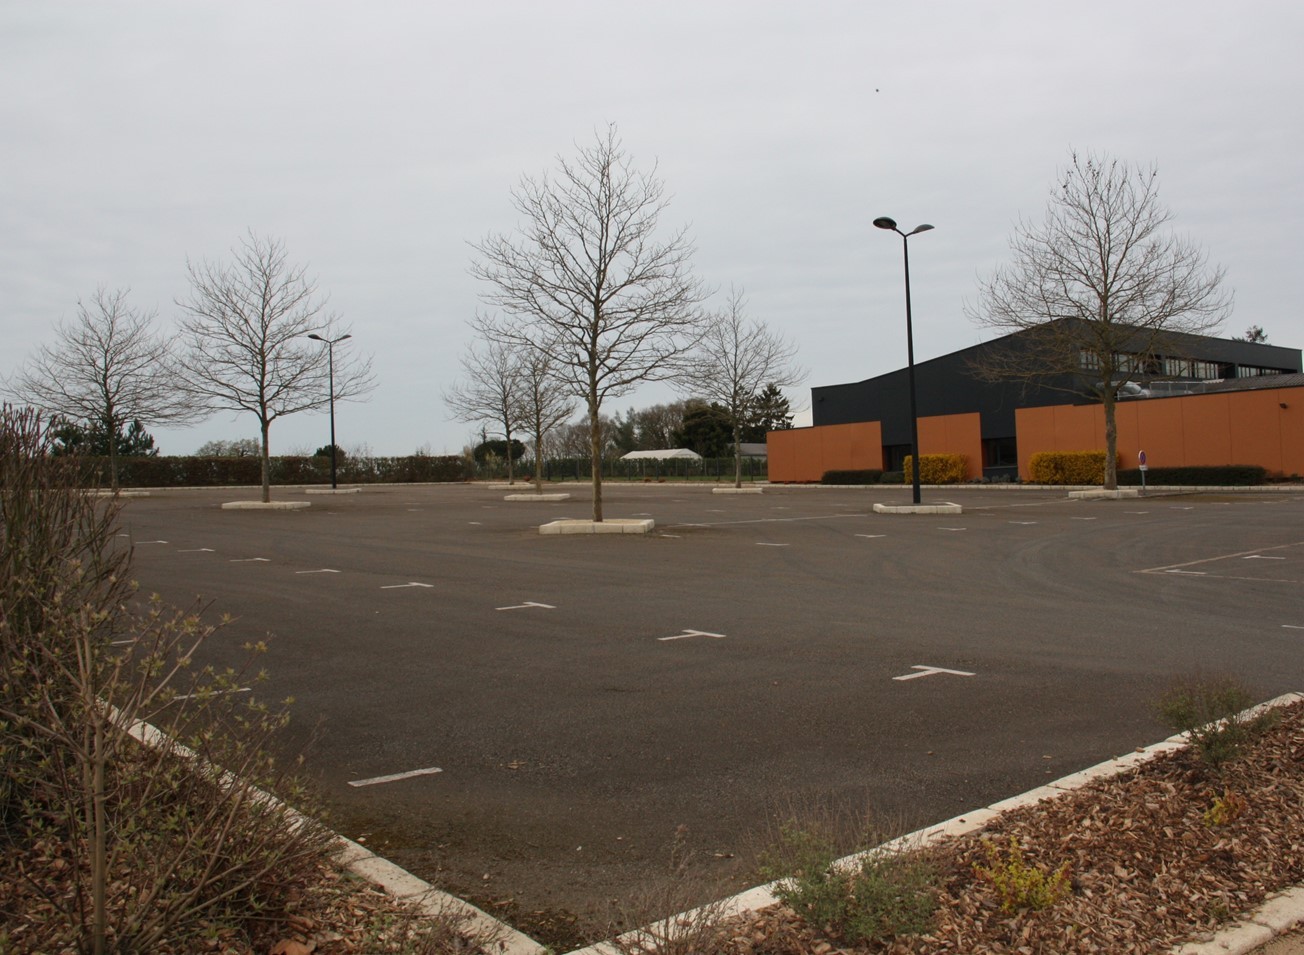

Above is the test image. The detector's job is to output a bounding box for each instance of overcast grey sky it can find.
[4,2,1301,456]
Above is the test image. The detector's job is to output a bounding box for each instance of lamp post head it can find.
[873,217,898,231]
[909,224,935,236]
[308,333,324,342]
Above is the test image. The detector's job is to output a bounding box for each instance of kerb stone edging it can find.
[119,713,544,955]
[564,692,1304,955]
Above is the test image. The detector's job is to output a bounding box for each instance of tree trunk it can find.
[1102,393,1118,490]
[259,420,272,503]
[588,402,603,522]
[733,425,743,488]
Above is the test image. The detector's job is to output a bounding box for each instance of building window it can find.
[1079,349,1101,371]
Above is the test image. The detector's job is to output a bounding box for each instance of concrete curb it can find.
[564,692,1304,955]
[220,500,311,510]
[505,493,571,501]
[305,487,361,495]
[712,486,764,495]
[118,712,543,954]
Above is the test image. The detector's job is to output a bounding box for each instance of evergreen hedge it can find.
[77,454,472,487]
[821,469,885,485]
[1117,465,1267,486]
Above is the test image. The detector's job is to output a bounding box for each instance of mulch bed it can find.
[713,700,1304,954]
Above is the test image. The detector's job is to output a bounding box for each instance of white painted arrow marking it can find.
[348,766,443,788]
[381,582,434,590]
[659,629,727,642]
[296,569,340,574]
[495,601,555,610]
[893,665,976,682]
[230,557,270,563]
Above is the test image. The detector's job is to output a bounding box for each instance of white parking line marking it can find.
[178,548,214,553]
[1283,625,1304,630]
[496,601,555,610]
[230,557,270,562]
[381,582,434,589]
[138,540,168,544]
[1008,521,1038,525]
[856,534,886,539]
[1125,511,1150,514]
[348,766,443,788]
[756,542,789,547]
[939,527,966,532]
[893,665,976,682]
[1165,569,1207,575]
[659,534,681,539]
[1139,541,1304,577]
[468,521,482,525]
[296,569,340,575]
[1171,506,1194,510]
[659,629,727,642]
[1071,517,1097,521]
[1243,555,1286,560]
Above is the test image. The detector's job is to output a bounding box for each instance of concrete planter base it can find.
[712,487,763,495]
[1068,488,1141,499]
[221,501,311,510]
[873,502,963,515]
[305,487,361,495]
[505,493,571,501]
[539,518,655,535]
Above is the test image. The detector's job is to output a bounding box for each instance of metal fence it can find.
[474,455,769,483]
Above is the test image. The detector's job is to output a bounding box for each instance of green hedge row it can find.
[82,455,472,488]
[1117,465,1267,486]
[821,469,885,485]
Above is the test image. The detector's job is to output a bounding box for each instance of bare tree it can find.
[969,152,1231,488]
[176,233,374,502]
[443,337,526,484]
[513,345,576,491]
[472,126,709,521]
[5,287,202,487]
[678,287,804,486]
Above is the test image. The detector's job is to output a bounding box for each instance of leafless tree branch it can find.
[968,151,1231,487]
[470,126,708,520]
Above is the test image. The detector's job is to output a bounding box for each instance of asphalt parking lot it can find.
[117,482,1304,944]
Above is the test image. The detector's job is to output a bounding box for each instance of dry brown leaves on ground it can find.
[713,701,1304,955]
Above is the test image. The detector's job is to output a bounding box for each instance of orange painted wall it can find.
[767,413,983,482]
[918,413,983,480]
[1014,386,1304,477]
[767,421,882,482]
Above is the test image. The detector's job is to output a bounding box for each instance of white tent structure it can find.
[619,449,702,462]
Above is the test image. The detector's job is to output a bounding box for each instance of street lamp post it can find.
[873,217,933,506]
[308,333,352,490]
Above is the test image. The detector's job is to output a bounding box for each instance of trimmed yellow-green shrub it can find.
[902,454,968,485]
[1028,450,1115,485]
